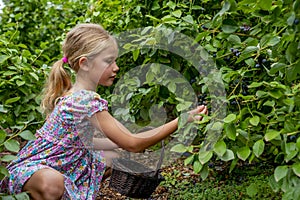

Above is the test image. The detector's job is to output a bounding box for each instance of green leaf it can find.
[296,137,300,150]
[19,130,36,141]
[287,12,296,26]
[237,146,251,161]
[269,63,287,75]
[248,82,263,88]
[222,24,238,34]
[246,183,258,197]
[213,140,226,156]
[294,0,300,12]
[213,1,231,20]
[243,46,258,54]
[176,102,192,112]
[161,15,177,23]
[284,150,297,162]
[16,80,26,86]
[184,154,195,166]
[0,104,8,113]
[253,140,265,157]
[222,19,238,32]
[265,130,280,141]
[168,82,176,93]
[225,123,236,140]
[5,96,21,104]
[182,15,194,24]
[245,58,255,67]
[220,149,235,161]
[286,42,298,63]
[0,54,10,64]
[269,89,283,99]
[256,90,268,98]
[0,165,9,177]
[292,162,300,177]
[198,151,213,165]
[274,165,288,182]
[227,35,241,44]
[1,196,15,200]
[178,112,189,128]
[258,0,272,10]
[4,139,20,153]
[171,144,187,153]
[287,64,300,82]
[29,72,39,81]
[193,160,202,173]
[1,154,17,162]
[267,36,280,47]
[0,129,7,144]
[223,113,236,123]
[263,100,275,107]
[132,49,139,61]
[200,165,209,180]
[249,115,260,126]
[172,10,182,18]
[14,192,30,200]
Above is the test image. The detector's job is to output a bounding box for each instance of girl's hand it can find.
[187,105,208,122]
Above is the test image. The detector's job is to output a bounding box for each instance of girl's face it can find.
[89,45,119,87]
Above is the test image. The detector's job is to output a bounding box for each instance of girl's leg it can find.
[102,150,119,181]
[22,168,64,200]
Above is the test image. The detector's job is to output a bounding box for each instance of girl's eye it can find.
[106,60,114,64]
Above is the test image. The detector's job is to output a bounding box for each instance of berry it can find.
[294,19,299,25]
[255,63,261,68]
[201,25,208,30]
[262,58,267,63]
[288,135,297,142]
[235,52,241,57]
[242,91,248,96]
[233,79,239,85]
[240,24,251,32]
[224,56,231,62]
[230,100,237,105]
[190,78,196,84]
[182,152,192,157]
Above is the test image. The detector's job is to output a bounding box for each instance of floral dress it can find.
[0,90,108,199]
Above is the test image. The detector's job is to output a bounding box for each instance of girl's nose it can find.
[113,62,119,72]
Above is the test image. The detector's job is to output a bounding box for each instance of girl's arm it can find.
[93,137,119,150]
[90,105,208,153]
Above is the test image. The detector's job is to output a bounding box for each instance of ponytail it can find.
[41,60,72,115]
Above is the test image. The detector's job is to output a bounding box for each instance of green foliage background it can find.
[0,0,300,199]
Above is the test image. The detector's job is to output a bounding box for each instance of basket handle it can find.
[154,140,165,176]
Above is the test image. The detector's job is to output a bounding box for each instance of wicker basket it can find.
[109,142,165,199]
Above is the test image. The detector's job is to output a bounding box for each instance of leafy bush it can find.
[0,0,299,199]
[0,0,90,197]
[88,0,300,199]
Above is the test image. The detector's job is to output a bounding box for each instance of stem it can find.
[0,124,27,147]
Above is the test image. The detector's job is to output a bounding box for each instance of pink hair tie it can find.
[62,57,68,64]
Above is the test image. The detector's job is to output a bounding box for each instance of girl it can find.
[1,23,208,200]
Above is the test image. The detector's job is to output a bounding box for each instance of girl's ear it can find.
[78,57,90,71]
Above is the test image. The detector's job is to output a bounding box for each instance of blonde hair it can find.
[41,23,116,114]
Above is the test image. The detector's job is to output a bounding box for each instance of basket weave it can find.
[109,142,165,199]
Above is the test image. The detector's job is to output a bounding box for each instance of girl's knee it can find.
[24,168,64,200]
[103,150,119,167]
[39,175,64,199]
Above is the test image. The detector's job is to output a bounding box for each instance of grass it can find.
[158,160,283,200]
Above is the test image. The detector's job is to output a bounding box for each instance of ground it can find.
[97,158,201,200]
